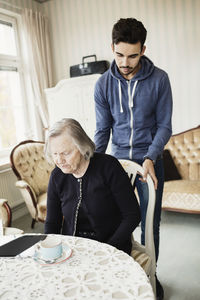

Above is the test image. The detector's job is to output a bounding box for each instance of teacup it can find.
[37,236,63,261]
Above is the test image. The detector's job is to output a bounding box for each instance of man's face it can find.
[112,41,146,80]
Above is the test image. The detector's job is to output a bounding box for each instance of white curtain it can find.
[22,8,53,130]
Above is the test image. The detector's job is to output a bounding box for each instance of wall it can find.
[43,0,200,134]
[0,0,40,13]
[1,0,199,134]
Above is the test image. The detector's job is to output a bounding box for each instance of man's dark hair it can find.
[112,18,147,49]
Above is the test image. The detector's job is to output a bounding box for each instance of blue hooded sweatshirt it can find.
[94,56,173,161]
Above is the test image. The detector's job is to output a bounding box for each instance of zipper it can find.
[127,80,138,160]
[72,178,82,236]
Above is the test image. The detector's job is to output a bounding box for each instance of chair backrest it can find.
[119,160,156,291]
[10,140,54,196]
[165,125,200,180]
[0,199,12,227]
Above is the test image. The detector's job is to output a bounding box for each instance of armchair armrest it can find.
[15,180,37,199]
[0,198,11,227]
[0,198,8,206]
[16,180,31,189]
[15,180,38,220]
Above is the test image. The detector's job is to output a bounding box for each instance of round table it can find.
[0,235,155,300]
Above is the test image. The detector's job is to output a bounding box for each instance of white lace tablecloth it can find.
[0,235,154,300]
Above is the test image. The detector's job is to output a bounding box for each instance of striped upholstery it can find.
[131,239,151,274]
[131,250,151,273]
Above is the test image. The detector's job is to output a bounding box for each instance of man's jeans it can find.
[134,157,164,262]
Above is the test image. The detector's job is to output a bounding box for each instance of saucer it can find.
[34,243,72,266]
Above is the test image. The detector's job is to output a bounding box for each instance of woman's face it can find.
[50,131,83,175]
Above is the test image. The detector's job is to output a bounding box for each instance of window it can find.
[0,12,31,162]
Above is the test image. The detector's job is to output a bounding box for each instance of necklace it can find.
[72,178,82,236]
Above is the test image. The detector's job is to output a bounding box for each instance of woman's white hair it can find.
[45,118,95,162]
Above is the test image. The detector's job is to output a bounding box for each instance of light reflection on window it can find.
[0,20,17,56]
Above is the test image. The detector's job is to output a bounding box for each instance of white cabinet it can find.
[44,74,101,141]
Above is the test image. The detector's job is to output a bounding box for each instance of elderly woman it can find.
[45,118,140,255]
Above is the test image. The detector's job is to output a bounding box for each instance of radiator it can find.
[0,167,23,209]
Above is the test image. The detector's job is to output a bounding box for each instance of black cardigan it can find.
[45,153,140,254]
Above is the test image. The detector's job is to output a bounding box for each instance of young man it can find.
[94,18,173,300]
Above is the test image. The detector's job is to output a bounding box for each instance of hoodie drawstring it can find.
[118,80,123,113]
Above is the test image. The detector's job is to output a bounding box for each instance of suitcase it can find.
[70,54,110,77]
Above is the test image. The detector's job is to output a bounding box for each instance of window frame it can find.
[0,9,35,165]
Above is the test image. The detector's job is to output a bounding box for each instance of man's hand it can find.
[139,159,158,190]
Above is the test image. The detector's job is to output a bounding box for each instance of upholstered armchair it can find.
[10,140,54,228]
[0,199,12,228]
[0,198,23,235]
[162,125,200,214]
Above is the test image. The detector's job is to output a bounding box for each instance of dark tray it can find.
[0,234,47,257]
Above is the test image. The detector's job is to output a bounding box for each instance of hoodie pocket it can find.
[133,128,153,146]
[112,112,130,146]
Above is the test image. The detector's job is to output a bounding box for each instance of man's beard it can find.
[120,66,134,75]
[119,62,140,77]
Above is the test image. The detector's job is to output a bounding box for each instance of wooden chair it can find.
[10,140,54,228]
[119,159,156,295]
